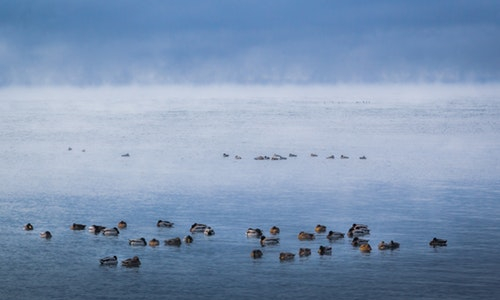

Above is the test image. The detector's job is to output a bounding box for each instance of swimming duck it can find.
[269,226,280,235]
[359,244,372,252]
[24,223,34,231]
[183,235,193,243]
[298,231,315,241]
[100,256,118,265]
[299,248,311,257]
[347,224,370,237]
[40,231,52,239]
[117,220,127,229]
[254,155,269,160]
[129,237,147,246]
[260,236,280,246]
[341,155,349,159]
[378,240,400,250]
[326,230,345,240]
[223,153,229,157]
[289,153,297,157]
[88,225,106,234]
[272,154,287,160]
[359,156,367,160]
[190,223,207,233]
[165,237,182,246]
[310,153,318,157]
[70,223,86,230]
[279,252,295,261]
[318,245,332,255]
[429,237,447,247]
[204,227,215,236]
[157,220,174,228]
[351,237,369,246]
[246,228,263,238]
[121,153,130,157]
[251,249,263,259]
[315,224,327,233]
[102,227,120,236]
[149,238,160,247]
[326,155,335,159]
[235,155,242,159]
[122,256,141,267]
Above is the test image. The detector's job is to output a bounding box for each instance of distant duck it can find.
[310,153,318,157]
[102,227,120,236]
[24,223,34,231]
[359,156,367,160]
[235,155,242,159]
[100,256,118,266]
[246,228,263,238]
[378,240,400,250]
[117,220,127,229]
[359,244,372,253]
[254,155,266,160]
[298,231,315,241]
[351,237,369,247]
[157,220,174,228]
[269,226,280,235]
[204,227,215,236]
[429,237,447,247]
[272,154,287,160]
[318,245,332,255]
[251,249,263,259]
[81,149,86,152]
[223,153,229,157]
[165,237,182,246]
[289,153,297,157]
[190,223,207,233]
[70,223,86,230]
[40,231,52,239]
[68,147,72,151]
[88,225,106,234]
[279,252,295,261]
[122,256,141,267]
[326,155,335,159]
[183,235,193,244]
[260,236,280,246]
[129,238,147,246]
[299,248,311,257]
[327,230,345,240]
[347,224,370,237]
[315,224,327,233]
[121,153,130,157]
[149,238,160,247]
[340,155,349,159]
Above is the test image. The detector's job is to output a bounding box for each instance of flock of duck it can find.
[223,152,367,160]
[23,221,447,267]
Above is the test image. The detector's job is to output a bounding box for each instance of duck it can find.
[157,220,174,228]
[102,227,120,236]
[272,154,287,160]
[121,153,130,157]
[100,256,118,265]
[260,236,280,246]
[429,237,447,247]
[117,220,127,229]
[269,226,280,235]
[299,248,311,257]
[279,252,295,261]
[326,155,335,159]
[359,244,372,252]
[351,237,369,246]
[326,230,345,240]
[347,224,370,237]
[122,256,141,267]
[378,240,400,250]
[129,237,147,246]
[70,223,86,230]
[340,155,349,159]
[235,155,242,159]
[310,153,318,157]
[318,245,332,255]
[204,227,215,236]
[246,228,263,238]
[24,223,34,231]
[315,224,327,233]
[165,237,182,246]
[190,223,207,233]
[183,235,193,244]
[223,153,229,157]
[359,156,367,160]
[149,238,160,247]
[251,249,263,259]
[254,155,269,160]
[40,231,52,239]
[289,153,297,157]
[88,225,106,234]
[298,231,315,241]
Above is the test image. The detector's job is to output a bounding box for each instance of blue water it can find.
[1,86,499,299]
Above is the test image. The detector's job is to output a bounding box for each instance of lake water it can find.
[1,85,499,299]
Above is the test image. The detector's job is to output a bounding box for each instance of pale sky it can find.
[1,0,499,85]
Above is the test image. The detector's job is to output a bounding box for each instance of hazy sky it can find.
[1,0,499,85]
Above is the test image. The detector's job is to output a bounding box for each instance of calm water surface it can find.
[1,86,499,299]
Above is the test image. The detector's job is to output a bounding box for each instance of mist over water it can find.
[1,85,499,299]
